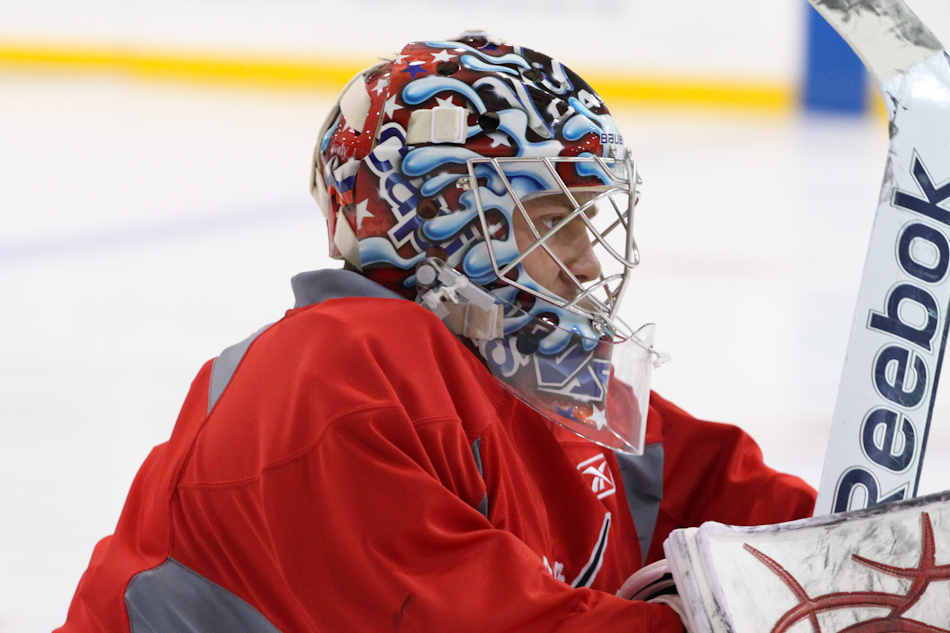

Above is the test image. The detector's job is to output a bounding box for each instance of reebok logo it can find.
[577,453,616,499]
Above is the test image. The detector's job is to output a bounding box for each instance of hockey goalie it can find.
[55,33,816,632]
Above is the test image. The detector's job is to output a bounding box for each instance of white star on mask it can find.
[373,77,389,95]
[487,132,510,148]
[354,199,373,230]
[430,50,455,63]
[588,404,608,431]
[436,96,456,108]
[384,96,403,119]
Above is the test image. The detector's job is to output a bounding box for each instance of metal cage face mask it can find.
[463,152,641,338]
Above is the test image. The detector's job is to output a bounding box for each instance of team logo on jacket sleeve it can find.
[577,453,616,499]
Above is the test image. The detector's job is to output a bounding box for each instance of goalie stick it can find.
[811,0,950,515]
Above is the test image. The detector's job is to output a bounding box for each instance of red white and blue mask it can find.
[312,33,663,454]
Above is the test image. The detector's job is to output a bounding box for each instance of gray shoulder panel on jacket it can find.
[208,323,272,415]
[614,444,664,563]
[291,268,403,308]
[208,269,404,415]
[126,558,282,633]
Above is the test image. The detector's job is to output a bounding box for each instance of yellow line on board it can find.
[0,43,374,91]
[0,42,795,111]
[586,74,795,112]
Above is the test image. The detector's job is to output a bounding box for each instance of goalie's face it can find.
[512,191,603,310]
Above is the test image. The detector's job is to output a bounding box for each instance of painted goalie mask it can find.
[311,33,664,454]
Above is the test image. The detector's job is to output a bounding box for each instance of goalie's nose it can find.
[564,218,601,283]
[559,219,602,287]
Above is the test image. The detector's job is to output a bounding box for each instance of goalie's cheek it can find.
[514,217,602,300]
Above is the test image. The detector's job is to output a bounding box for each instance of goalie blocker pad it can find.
[664,489,950,633]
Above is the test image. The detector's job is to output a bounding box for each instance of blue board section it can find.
[803,3,867,114]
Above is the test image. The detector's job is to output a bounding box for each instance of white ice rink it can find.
[2,70,949,632]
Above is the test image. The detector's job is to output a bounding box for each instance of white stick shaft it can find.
[811,0,950,515]
[809,0,941,85]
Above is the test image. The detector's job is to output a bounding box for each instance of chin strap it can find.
[417,262,496,313]
[417,261,504,340]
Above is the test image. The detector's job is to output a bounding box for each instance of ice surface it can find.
[1,72,947,632]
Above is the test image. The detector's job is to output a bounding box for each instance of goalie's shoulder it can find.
[647,391,751,447]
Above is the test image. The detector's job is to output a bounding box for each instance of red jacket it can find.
[57,271,815,632]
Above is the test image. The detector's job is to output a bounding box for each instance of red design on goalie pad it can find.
[745,512,950,633]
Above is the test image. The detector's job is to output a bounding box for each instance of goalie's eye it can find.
[531,200,598,238]
[536,213,566,235]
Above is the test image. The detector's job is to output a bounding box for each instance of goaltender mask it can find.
[57,32,816,633]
